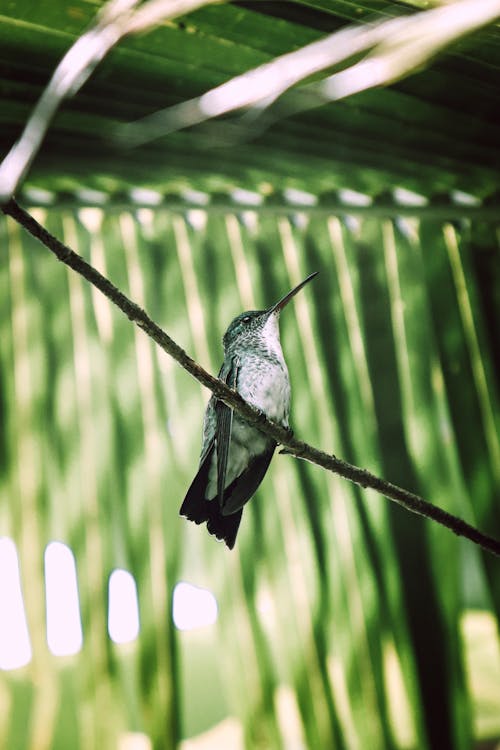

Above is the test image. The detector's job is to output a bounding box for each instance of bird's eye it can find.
[242,316,251,323]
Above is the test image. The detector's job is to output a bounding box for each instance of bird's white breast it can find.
[237,354,290,426]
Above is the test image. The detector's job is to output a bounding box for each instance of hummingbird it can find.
[180,271,318,549]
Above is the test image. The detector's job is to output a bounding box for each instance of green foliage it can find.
[1,0,500,197]
[1,0,500,746]
[0,205,499,749]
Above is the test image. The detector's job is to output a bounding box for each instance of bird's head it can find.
[222,272,318,353]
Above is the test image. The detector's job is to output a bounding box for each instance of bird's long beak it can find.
[268,271,318,314]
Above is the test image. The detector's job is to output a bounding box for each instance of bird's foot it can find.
[278,426,294,453]
[252,406,268,425]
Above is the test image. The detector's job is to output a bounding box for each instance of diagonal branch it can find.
[3,197,500,558]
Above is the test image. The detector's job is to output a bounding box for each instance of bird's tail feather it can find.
[180,448,242,549]
[206,506,242,550]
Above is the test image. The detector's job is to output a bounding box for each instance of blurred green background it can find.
[1,1,500,749]
[1,205,499,750]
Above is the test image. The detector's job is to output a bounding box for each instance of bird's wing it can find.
[180,356,244,550]
[216,355,240,509]
[199,397,216,466]
[180,443,215,523]
[221,446,275,516]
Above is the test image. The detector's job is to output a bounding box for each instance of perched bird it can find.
[180,272,318,548]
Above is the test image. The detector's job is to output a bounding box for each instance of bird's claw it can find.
[252,406,267,423]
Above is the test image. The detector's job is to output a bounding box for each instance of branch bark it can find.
[3,197,500,557]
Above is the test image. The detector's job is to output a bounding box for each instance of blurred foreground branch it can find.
[116,0,500,147]
[0,0,220,202]
[3,198,500,558]
[2,0,499,199]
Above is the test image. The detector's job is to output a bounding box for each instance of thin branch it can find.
[3,197,500,558]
